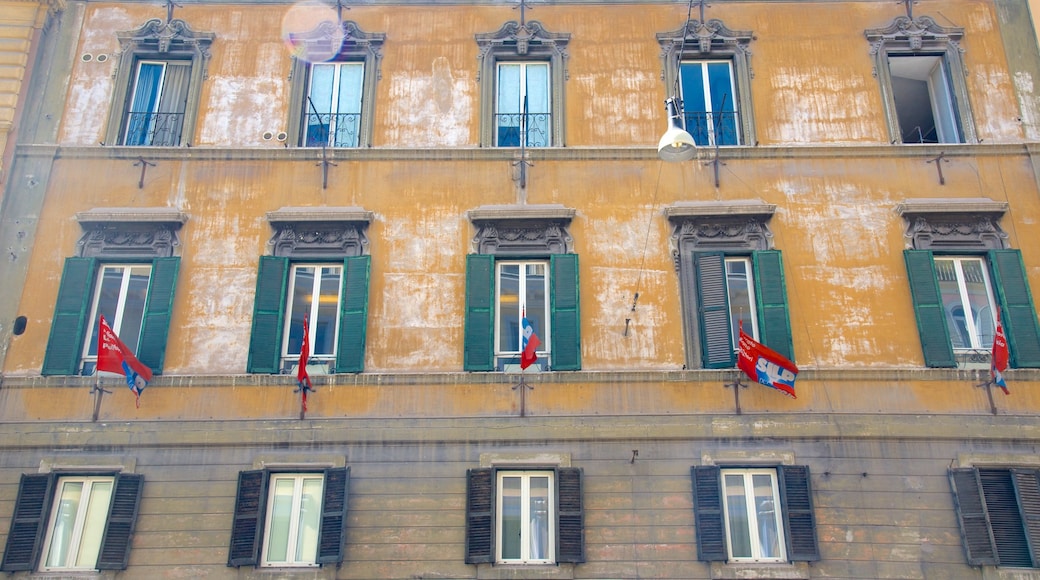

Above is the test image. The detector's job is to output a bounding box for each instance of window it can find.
[494,260,548,370]
[949,467,1040,568]
[227,468,349,568]
[281,264,344,372]
[0,473,143,572]
[476,20,569,147]
[287,21,384,148]
[104,19,214,147]
[78,264,151,375]
[934,257,997,350]
[865,15,976,144]
[658,18,756,147]
[464,467,584,565]
[691,465,819,563]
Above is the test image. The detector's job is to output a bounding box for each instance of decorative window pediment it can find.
[896,198,1008,250]
[468,204,575,255]
[266,207,373,258]
[116,18,215,65]
[865,15,963,54]
[657,18,754,70]
[75,208,187,258]
[475,21,570,81]
[666,201,775,265]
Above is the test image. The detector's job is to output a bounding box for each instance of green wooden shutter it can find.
[988,249,1040,368]
[464,468,494,563]
[97,473,144,570]
[904,250,956,367]
[556,467,585,563]
[695,253,735,369]
[691,466,727,561]
[317,467,350,564]
[247,257,289,374]
[42,258,97,375]
[137,257,180,375]
[778,465,820,561]
[1010,468,1040,567]
[463,255,495,371]
[949,468,999,565]
[336,256,370,373]
[227,470,267,567]
[550,254,581,371]
[0,473,54,571]
[753,250,795,362]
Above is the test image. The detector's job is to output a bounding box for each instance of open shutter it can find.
[550,254,581,371]
[988,250,1040,368]
[227,470,267,567]
[246,257,289,374]
[950,468,999,565]
[778,465,820,561]
[980,468,1033,567]
[1011,469,1040,567]
[0,473,54,572]
[695,253,735,369]
[464,468,494,563]
[753,251,795,362]
[904,250,956,367]
[691,466,727,561]
[336,256,370,373]
[556,467,585,563]
[137,257,180,374]
[317,466,350,565]
[463,255,495,371]
[97,473,144,570]
[42,258,96,375]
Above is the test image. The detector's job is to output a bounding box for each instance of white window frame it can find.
[123,60,190,146]
[39,476,115,571]
[80,263,153,375]
[887,54,960,143]
[680,59,741,146]
[494,62,552,147]
[725,256,758,350]
[720,468,787,563]
[495,470,555,565]
[935,256,998,351]
[302,61,365,148]
[494,260,550,370]
[281,263,343,372]
[260,473,325,568]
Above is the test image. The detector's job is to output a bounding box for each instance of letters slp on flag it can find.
[96,315,152,406]
[737,323,798,398]
[991,311,1009,395]
[520,311,541,370]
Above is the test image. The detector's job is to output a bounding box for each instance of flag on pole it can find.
[96,315,152,407]
[520,309,541,370]
[737,323,799,398]
[297,315,313,411]
[991,310,1009,395]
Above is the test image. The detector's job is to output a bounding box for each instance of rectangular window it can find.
[303,62,365,147]
[80,264,152,376]
[680,60,740,146]
[123,60,191,146]
[496,62,551,147]
[495,261,549,370]
[887,55,960,144]
[950,467,1040,567]
[934,257,997,350]
[726,257,758,349]
[496,471,554,564]
[261,474,325,567]
[721,469,786,562]
[40,477,114,571]
[282,264,344,373]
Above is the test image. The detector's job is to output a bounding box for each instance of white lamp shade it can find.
[658,126,696,162]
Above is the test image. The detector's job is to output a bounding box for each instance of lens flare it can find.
[282,0,344,63]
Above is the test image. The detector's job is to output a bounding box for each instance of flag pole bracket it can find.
[89,384,112,422]
[512,374,534,418]
[974,377,999,416]
[724,375,748,415]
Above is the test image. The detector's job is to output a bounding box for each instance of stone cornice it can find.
[76,207,188,224]
[266,206,373,224]
[665,200,775,220]
[467,204,575,222]
[895,198,1008,217]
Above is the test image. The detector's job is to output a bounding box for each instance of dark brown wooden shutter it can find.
[778,465,819,561]
[949,468,999,565]
[227,470,267,567]
[0,473,55,571]
[691,466,727,561]
[556,467,585,563]
[97,473,144,570]
[464,468,494,563]
[980,468,1032,567]
[317,467,350,565]
[1011,468,1040,567]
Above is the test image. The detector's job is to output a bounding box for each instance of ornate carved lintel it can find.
[468,205,575,256]
[77,223,181,259]
[666,201,775,271]
[116,18,215,78]
[657,19,754,81]
[896,199,1008,250]
[269,222,369,258]
[865,15,964,56]
[475,20,570,82]
[287,20,385,82]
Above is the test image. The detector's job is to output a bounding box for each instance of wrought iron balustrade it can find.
[123,111,185,146]
[682,110,741,146]
[495,112,551,147]
[303,113,361,147]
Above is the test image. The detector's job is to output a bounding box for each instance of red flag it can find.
[297,315,312,410]
[737,323,798,398]
[96,315,152,407]
[992,310,1009,395]
[520,310,540,370]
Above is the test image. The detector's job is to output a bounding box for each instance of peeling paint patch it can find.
[769,67,874,144]
[586,266,676,369]
[371,272,462,370]
[974,65,1021,141]
[1014,71,1040,140]
[575,70,657,142]
[175,268,256,374]
[386,58,472,147]
[380,212,461,273]
[198,73,285,146]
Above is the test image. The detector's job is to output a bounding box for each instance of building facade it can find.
[0,0,1040,578]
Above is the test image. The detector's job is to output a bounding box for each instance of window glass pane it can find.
[497,64,522,146]
[129,63,164,115]
[529,476,550,560]
[295,477,323,562]
[337,63,364,115]
[84,265,151,361]
[119,266,151,353]
[724,473,752,558]
[314,267,342,356]
[85,268,127,358]
[751,473,781,559]
[679,62,709,146]
[308,65,335,114]
[525,263,547,348]
[706,61,738,145]
[267,478,295,563]
[74,481,112,567]
[888,55,944,143]
[500,476,522,560]
[46,481,83,567]
[936,258,996,350]
[726,258,756,347]
[961,260,995,347]
[928,59,959,143]
[497,264,521,353]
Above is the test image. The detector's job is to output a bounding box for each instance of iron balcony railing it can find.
[683,110,742,146]
[495,112,551,147]
[123,111,185,147]
[303,113,361,147]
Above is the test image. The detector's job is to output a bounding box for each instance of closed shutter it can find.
[949,468,999,565]
[980,468,1032,567]
[227,470,267,567]
[691,466,727,561]
[551,254,581,371]
[42,258,97,375]
[336,256,370,373]
[317,467,350,564]
[97,473,144,570]
[463,255,495,371]
[246,257,289,374]
[464,468,494,563]
[137,257,180,374]
[556,467,585,563]
[989,250,1040,368]
[0,473,54,571]
[904,250,956,367]
[753,251,795,362]
[1010,468,1040,567]
[695,253,736,369]
[778,465,819,561]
